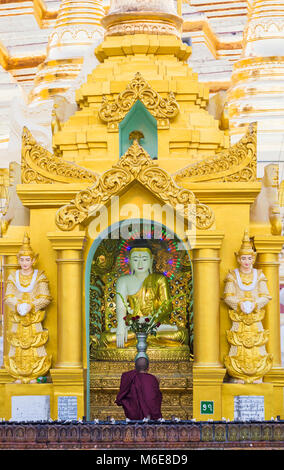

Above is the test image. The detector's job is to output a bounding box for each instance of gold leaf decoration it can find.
[174,122,257,183]
[55,141,215,231]
[98,72,180,131]
[21,127,99,184]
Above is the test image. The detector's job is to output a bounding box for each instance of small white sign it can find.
[58,396,77,421]
[11,395,50,422]
[234,395,265,421]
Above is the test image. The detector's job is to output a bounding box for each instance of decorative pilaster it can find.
[190,231,224,367]
[254,235,284,369]
[0,239,23,365]
[47,232,86,369]
[189,231,225,420]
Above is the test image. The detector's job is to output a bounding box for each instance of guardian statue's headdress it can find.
[235,229,256,262]
[17,233,38,263]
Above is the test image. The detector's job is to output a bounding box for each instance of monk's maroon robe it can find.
[116,370,162,420]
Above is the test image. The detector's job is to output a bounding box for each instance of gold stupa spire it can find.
[236,229,256,259]
[227,0,284,176]
[29,0,105,103]
[102,0,183,38]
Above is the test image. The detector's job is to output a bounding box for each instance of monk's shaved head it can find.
[135,356,149,372]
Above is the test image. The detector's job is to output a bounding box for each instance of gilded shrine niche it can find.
[88,223,193,420]
[119,101,158,159]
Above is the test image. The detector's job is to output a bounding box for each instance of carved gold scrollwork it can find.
[55,140,215,231]
[21,127,99,184]
[174,122,257,183]
[98,72,179,131]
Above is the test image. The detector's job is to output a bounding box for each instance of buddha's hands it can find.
[240,300,255,314]
[116,325,128,348]
[17,303,32,316]
[156,323,178,331]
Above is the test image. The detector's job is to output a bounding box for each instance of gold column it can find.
[0,239,22,379]
[191,232,224,367]
[189,231,225,420]
[47,232,86,368]
[254,235,284,369]
[253,235,284,418]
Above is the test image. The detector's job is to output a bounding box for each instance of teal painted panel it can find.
[119,100,158,159]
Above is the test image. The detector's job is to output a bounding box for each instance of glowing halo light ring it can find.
[117,225,181,279]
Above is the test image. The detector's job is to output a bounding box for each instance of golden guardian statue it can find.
[223,230,273,383]
[4,233,52,384]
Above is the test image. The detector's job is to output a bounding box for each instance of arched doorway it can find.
[85,220,193,420]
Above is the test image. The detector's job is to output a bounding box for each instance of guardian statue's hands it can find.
[17,302,32,317]
[240,300,255,314]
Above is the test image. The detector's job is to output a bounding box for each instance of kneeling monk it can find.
[116,357,162,420]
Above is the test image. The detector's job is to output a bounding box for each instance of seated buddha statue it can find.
[99,241,188,349]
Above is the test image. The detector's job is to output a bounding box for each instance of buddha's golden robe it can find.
[100,273,188,348]
[223,268,273,383]
[4,269,52,383]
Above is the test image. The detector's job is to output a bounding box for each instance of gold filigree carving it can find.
[104,22,181,38]
[174,122,257,183]
[21,127,98,184]
[91,346,192,362]
[89,360,193,420]
[55,141,215,231]
[98,72,179,131]
[90,359,192,374]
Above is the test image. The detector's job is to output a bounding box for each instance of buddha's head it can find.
[17,233,38,271]
[129,241,153,275]
[235,229,256,272]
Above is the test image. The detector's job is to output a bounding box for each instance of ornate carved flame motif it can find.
[21,127,98,184]
[55,141,215,231]
[98,72,180,130]
[174,122,257,183]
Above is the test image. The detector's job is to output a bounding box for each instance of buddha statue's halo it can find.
[235,229,256,263]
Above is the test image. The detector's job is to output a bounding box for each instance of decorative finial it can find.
[129,130,144,144]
